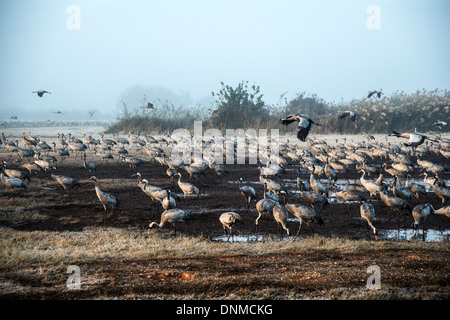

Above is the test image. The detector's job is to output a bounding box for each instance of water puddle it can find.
[212,234,290,243]
[380,228,449,242]
[212,229,449,243]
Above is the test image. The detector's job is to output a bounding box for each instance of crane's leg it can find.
[294,221,303,240]
[255,212,262,232]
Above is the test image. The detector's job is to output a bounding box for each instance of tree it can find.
[282,92,330,116]
[209,81,270,130]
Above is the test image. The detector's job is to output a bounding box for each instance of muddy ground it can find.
[0,135,449,300]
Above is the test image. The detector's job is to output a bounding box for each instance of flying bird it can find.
[339,110,357,122]
[388,130,439,149]
[367,89,383,99]
[279,114,321,141]
[432,120,447,127]
[32,90,51,97]
[53,111,63,114]
[89,111,95,117]
[141,102,154,109]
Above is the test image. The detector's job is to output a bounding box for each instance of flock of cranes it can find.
[1,123,449,243]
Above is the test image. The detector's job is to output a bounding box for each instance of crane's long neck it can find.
[92,180,102,196]
[149,222,162,229]
[150,217,166,229]
[360,170,366,182]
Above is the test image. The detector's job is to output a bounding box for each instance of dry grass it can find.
[1,226,447,270]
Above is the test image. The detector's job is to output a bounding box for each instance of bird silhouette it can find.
[339,110,357,122]
[388,130,438,149]
[432,120,447,127]
[367,89,383,98]
[32,90,51,97]
[279,114,321,141]
[141,102,154,109]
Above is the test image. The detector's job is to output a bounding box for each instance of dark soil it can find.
[1,149,449,300]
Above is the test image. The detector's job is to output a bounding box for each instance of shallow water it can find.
[380,228,449,242]
[212,229,449,243]
[212,234,290,243]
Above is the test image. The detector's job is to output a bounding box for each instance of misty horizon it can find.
[1,0,449,122]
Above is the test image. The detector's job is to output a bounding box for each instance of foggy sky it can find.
[1,0,449,121]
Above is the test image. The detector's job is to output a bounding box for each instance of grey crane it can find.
[90,176,119,212]
[166,167,178,182]
[263,182,286,204]
[1,164,27,191]
[432,120,447,127]
[255,198,277,230]
[339,110,357,122]
[259,174,286,195]
[405,174,426,201]
[298,180,328,212]
[359,170,383,197]
[379,188,412,229]
[367,89,383,98]
[141,102,154,109]
[279,114,321,141]
[360,203,377,239]
[83,153,96,172]
[52,142,70,163]
[272,203,291,239]
[51,167,80,191]
[392,175,414,201]
[2,161,30,183]
[32,90,51,97]
[100,134,117,147]
[388,131,438,149]
[161,189,177,210]
[176,173,200,199]
[121,156,146,172]
[432,176,450,204]
[149,208,194,235]
[433,205,450,218]
[219,211,243,242]
[324,157,337,185]
[284,203,324,240]
[21,162,44,181]
[412,203,434,231]
[21,132,37,148]
[238,177,257,212]
[309,164,328,196]
[335,189,366,213]
[182,164,205,180]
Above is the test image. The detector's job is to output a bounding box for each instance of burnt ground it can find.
[0,149,449,300]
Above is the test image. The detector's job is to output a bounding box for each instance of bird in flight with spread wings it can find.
[279,114,321,141]
[388,130,439,149]
[32,90,51,97]
[367,89,383,99]
[339,110,357,122]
